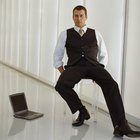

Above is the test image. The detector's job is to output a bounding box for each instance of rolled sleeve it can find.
[95,30,108,68]
[53,31,66,68]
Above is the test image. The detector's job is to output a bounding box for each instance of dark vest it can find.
[65,28,100,67]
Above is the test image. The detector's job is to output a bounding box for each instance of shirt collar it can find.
[74,25,87,33]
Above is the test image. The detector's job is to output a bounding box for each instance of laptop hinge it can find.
[15,109,28,115]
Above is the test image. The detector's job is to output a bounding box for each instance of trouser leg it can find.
[87,65,126,128]
[55,66,86,114]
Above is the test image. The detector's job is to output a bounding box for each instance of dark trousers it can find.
[55,59,126,128]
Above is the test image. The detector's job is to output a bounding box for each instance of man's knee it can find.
[109,79,118,85]
[55,80,65,92]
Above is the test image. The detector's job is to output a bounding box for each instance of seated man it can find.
[53,5,140,138]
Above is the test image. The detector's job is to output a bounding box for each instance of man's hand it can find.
[58,66,65,74]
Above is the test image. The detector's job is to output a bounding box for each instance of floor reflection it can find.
[8,118,26,136]
[70,124,90,140]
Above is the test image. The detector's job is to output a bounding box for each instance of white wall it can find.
[0,0,58,85]
[39,0,58,84]
[123,0,140,126]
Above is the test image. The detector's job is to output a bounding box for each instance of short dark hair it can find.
[73,5,87,16]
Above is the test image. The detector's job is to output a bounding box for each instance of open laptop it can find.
[9,92,44,120]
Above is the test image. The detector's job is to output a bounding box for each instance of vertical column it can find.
[18,0,30,71]
[27,0,41,76]
[0,0,6,61]
[0,0,2,60]
[39,0,59,85]
[123,0,140,127]
[10,0,20,67]
[4,0,12,64]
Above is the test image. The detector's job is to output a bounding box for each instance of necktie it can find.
[79,28,84,36]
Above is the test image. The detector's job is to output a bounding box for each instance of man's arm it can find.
[95,30,108,68]
[53,31,66,72]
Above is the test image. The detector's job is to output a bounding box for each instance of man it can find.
[53,5,140,138]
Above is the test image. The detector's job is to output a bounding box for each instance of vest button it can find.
[82,55,84,57]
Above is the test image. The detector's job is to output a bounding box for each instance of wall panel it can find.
[39,0,58,85]
[0,0,6,61]
[18,0,30,71]
[10,0,20,67]
[0,0,2,60]
[4,0,12,64]
[123,0,140,124]
[28,0,41,76]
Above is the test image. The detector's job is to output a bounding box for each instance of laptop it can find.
[9,92,44,120]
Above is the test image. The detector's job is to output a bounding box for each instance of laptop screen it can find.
[10,93,28,113]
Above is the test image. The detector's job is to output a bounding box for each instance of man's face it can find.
[73,9,87,28]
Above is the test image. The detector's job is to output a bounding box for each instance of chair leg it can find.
[91,83,99,122]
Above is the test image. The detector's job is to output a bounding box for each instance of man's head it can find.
[73,5,88,28]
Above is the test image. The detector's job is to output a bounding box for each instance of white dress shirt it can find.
[53,26,108,69]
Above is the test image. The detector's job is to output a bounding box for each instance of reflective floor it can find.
[0,64,140,140]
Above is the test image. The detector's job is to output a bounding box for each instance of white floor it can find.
[0,64,140,140]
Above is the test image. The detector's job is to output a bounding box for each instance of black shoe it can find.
[72,106,90,127]
[113,120,140,138]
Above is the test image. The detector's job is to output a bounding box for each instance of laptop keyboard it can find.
[19,111,35,116]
